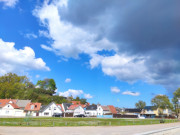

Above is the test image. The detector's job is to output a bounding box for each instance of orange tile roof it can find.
[108,105,117,114]
[0,99,17,108]
[101,106,110,111]
[71,101,81,105]
[24,103,41,111]
[9,103,20,109]
[68,104,82,110]
[57,104,64,112]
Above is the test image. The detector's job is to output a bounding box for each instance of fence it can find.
[113,114,138,118]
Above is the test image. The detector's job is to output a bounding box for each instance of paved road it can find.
[0,123,180,135]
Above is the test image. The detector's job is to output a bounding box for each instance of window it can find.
[35,105,37,108]
[49,107,51,110]
[44,112,49,116]
[6,111,9,114]
[31,105,34,109]
[54,107,56,110]
[7,105,10,107]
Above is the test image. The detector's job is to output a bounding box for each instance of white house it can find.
[85,105,97,117]
[39,102,63,117]
[66,104,85,117]
[97,105,111,115]
[0,102,25,117]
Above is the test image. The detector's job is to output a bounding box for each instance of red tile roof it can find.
[57,104,64,112]
[108,105,117,114]
[9,103,20,109]
[71,101,81,105]
[0,99,17,108]
[101,106,110,111]
[68,104,82,110]
[24,103,41,111]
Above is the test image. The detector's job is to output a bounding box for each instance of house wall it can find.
[97,106,103,115]
[0,104,25,117]
[74,106,85,116]
[39,103,62,117]
[85,110,97,117]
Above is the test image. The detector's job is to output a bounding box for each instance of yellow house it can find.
[143,106,171,118]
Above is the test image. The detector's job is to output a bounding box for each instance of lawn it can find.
[0,117,178,127]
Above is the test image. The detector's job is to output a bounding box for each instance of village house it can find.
[39,102,63,117]
[24,102,41,116]
[85,105,97,117]
[97,105,116,115]
[0,99,31,117]
[143,106,172,118]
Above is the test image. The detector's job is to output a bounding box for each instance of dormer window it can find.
[31,105,34,109]
[35,105,37,108]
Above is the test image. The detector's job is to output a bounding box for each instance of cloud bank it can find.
[33,0,180,92]
[0,38,50,75]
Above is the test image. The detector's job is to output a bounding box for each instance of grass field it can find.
[0,117,178,127]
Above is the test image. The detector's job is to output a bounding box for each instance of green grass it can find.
[0,117,178,127]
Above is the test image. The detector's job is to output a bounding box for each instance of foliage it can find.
[172,88,180,118]
[0,73,68,105]
[36,79,57,96]
[151,95,173,115]
[135,100,146,109]
[73,96,87,104]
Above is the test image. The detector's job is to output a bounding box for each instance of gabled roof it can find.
[39,102,61,112]
[57,104,64,112]
[108,105,117,114]
[68,104,82,110]
[86,105,97,110]
[62,103,72,111]
[24,102,41,111]
[8,103,20,109]
[0,99,17,108]
[101,106,110,111]
[16,100,31,108]
[71,101,81,105]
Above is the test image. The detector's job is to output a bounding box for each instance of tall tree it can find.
[172,88,180,118]
[36,78,57,95]
[0,73,30,99]
[151,95,173,116]
[135,100,146,109]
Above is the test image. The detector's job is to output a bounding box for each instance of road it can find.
[0,122,180,135]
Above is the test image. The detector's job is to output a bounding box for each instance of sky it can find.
[0,0,180,108]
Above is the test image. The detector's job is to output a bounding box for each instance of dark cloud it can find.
[59,0,180,91]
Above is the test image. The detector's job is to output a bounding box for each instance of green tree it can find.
[172,88,180,118]
[0,73,30,99]
[151,95,173,116]
[36,79,57,95]
[135,100,146,109]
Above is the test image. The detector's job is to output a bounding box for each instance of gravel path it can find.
[0,122,180,135]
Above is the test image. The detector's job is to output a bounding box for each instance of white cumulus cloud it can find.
[84,94,93,99]
[111,87,120,93]
[122,91,140,96]
[0,0,18,8]
[59,89,93,99]
[59,89,83,97]
[0,38,50,75]
[65,78,71,83]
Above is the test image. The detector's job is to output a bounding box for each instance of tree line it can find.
[0,73,87,105]
[135,90,180,118]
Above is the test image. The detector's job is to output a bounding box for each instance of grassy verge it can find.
[0,117,178,127]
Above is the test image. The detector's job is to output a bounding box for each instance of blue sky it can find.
[0,0,179,108]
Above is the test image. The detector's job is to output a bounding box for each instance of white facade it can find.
[97,106,110,115]
[73,106,85,116]
[39,102,62,117]
[85,110,97,117]
[0,104,25,117]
